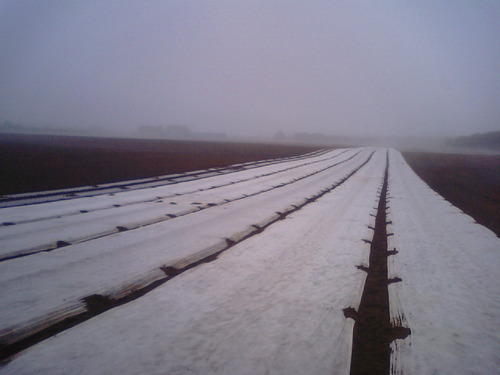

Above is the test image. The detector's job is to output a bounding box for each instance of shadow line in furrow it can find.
[0,151,376,362]
[0,149,331,208]
[0,150,363,262]
[344,151,410,375]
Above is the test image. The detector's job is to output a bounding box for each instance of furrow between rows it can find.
[344,151,410,375]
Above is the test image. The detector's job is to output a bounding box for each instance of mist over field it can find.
[0,1,499,142]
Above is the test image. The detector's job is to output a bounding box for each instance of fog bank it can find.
[1,1,499,139]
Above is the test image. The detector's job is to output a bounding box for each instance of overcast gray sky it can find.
[0,1,498,138]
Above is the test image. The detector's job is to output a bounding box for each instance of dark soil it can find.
[403,152,500,237]
[348,152,410,375]
[0,134,321,195]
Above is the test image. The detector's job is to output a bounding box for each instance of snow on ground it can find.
[387,149,500,374]
[0,149,331,208]
[0,149,343,221]
[1,147,497,374]
[0,149,387,375]
[0,149,371,345]
[0,149,357,259]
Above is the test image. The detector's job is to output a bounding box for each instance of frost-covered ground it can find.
[386,149,499,374]
[0,148,498,374]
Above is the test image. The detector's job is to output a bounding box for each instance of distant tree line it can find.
[446,131,500,150]
[136,125,226,141]
[272,131,339,144]
[0,120,102,136]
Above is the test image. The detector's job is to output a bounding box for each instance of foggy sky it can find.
[1,1,499,138]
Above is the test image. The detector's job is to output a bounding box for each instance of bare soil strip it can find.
[347,151,410,375]
[0,151,375,362]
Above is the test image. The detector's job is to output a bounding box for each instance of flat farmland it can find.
[403,151,500,236]
[1,134,498,237]
[0,136,498,374]
[0,134,320,195]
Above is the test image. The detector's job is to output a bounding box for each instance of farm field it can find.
[403,151,500,237]
[1,134,498,237]
[2,1,498,373]
[0,134,320,195]
[0,138,498,374]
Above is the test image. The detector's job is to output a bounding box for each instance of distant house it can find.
[192,131,227,141]
[137,125,164,135]
[135,124,226,141]
[164,125,192,139]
